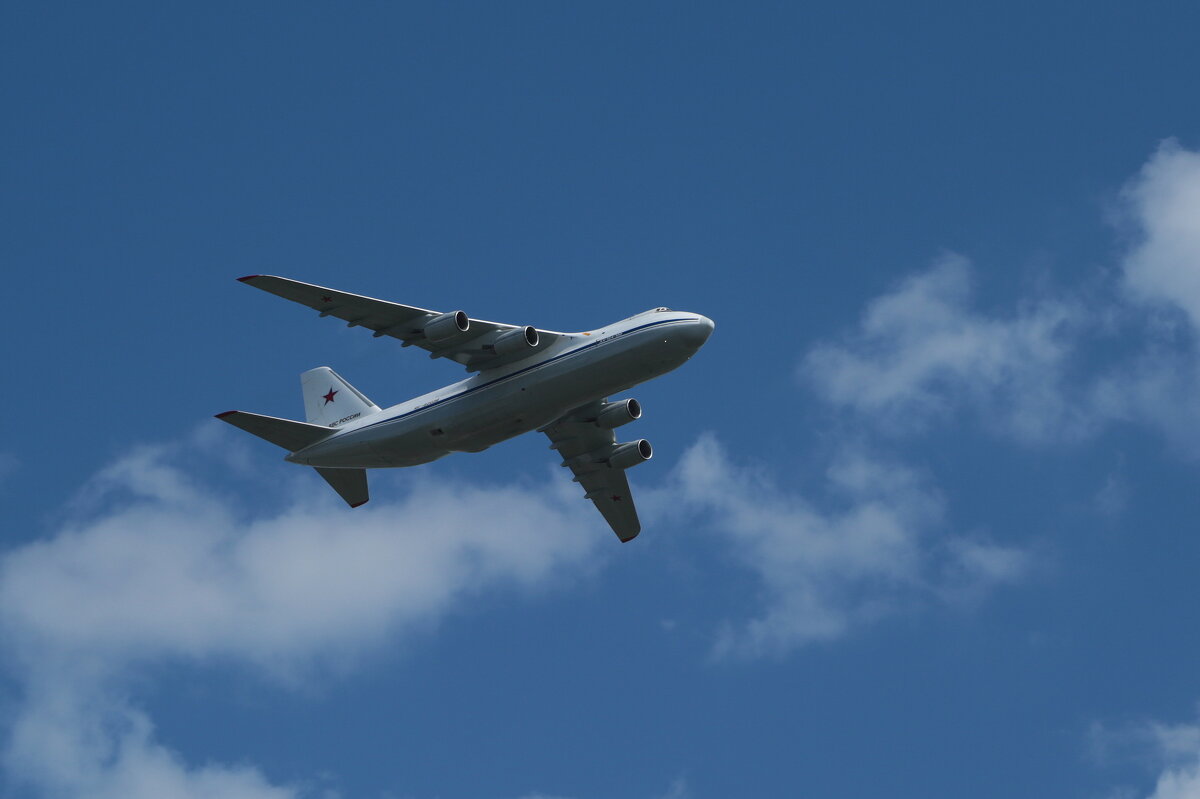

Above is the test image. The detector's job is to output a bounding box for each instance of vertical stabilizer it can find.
[301,367,381,428]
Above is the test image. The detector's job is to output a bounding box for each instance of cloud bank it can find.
[0,441,603,798]
[0,432,1028,796]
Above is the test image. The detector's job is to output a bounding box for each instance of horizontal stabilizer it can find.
[215,411,333,452]
[315,467,369,508]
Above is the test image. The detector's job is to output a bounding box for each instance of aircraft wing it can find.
[542,402,643,542]
[237,275,564,372]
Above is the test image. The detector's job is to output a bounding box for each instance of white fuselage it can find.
[285,310,714,468]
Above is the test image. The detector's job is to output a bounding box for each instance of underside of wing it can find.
[576,468,641,542]
[237,275,564,371]
[542,401,651,542]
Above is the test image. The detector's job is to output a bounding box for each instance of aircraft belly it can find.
[436,338,673,450]
[294,439,389,468]
[297,422,447,468]
[430,381,559,452]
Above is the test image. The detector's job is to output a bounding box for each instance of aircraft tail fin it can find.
[314,467,369,508]
[301,367,381,428]
[215,411,333,452]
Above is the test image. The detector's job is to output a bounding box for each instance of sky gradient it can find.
[4,3,1200,798]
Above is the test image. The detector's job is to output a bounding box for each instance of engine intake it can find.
[595,398,641,430]
[607,439,653,470]
[423,310,469,342]
[491,325,539,356]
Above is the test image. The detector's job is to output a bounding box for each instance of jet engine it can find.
[491,325,539,355]
[595,398,642,430]
[607,439,653,470]
[423,310,469,342]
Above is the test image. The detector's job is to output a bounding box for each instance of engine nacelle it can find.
[492,325,539,356]
[596,398,642,430]
[607,439,652,470]
[423,310,469,342]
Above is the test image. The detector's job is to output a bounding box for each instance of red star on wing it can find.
[323,387,338,405]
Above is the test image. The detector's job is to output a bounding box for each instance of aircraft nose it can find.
[681,315,715,349]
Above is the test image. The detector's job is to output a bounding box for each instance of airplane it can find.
[216,275,714,542]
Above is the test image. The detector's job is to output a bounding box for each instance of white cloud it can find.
[1147,771,1200,799]
[1121,139,1200,333]
[938,537,1033,603]
[801,254,1091,442]
[802,142,1200,456]
[2,446,600,673]
[1092,714,1200,799]
[7,686,298,799]
[651,435,1028,659]
[0,441,603,798]
[0,432,1031,796]
[1086,332,1200,458]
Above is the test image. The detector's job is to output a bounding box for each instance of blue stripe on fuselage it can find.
[317,317,696,444]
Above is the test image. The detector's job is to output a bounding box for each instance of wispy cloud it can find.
[656,775,690,799]
[803,141,1200,458]
[649,435,1029,659]
[801,253,1091,442]
[1090,710,1200,799]
[7,686,298,799]
[1094,470,1131,517]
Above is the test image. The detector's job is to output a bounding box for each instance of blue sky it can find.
[4,3,1200,798]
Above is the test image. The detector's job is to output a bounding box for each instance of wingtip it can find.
[215,410,239,419]
[236,275,259,283]
[349,499,369,509]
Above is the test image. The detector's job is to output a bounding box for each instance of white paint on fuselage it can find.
[285,310,714,469]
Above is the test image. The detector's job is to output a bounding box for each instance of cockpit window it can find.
[626,307,674,321]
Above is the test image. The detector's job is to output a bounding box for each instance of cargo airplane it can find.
[217,276,714,541]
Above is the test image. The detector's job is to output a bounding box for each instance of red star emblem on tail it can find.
[323,387,338,405]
